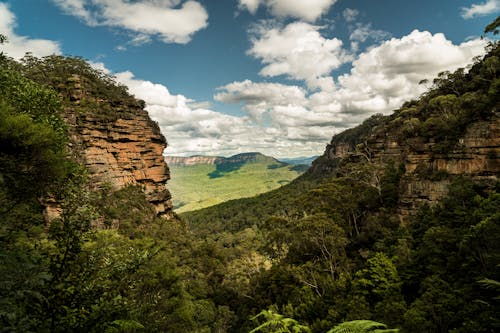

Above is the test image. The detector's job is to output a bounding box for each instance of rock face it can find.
[64,77,173,218]
[314,112,500,219]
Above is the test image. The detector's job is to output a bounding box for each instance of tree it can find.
[0,34,6,60]
[484,16,500,35]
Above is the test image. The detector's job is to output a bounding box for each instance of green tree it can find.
[484,16,500,35]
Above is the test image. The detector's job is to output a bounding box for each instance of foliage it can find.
[388,41,499,154]
[19,54,135,106]
[250,309,312,333]
[484,16,500,35]
[327,320,398,333]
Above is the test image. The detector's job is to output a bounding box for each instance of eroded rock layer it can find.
[314,111,499,219]
[64,82,173,218]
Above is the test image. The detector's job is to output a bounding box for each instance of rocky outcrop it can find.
[371,113,498,217]
[64,76,173,218]
[315,112,500,219]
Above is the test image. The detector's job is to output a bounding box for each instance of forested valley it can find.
[1,20,499,333]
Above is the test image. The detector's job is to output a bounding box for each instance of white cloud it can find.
[334,30,486,115]
[461,0,500,19]
[215,79,357,138]
[51,0,208,44]
[51,0,97,25]
[113,70,326,157]
[248,21,350,90]
[342,8,359,22]
[214,79,307,120]
[238,0,337,22]
[216,30,487,153]
[0,3,61,59]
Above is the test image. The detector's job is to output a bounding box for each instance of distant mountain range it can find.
[278,156,319,166]
[165,152,308,212]
[166,153,317,167]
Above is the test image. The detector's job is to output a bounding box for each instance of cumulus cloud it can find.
[326,30,486,116]
[0,3,61,59]
[214,80,307,120]
[248,21,350,90]
[217,30,487,153]
[51,0,97,25]
[112,70,327,157]
[461,0,500,19]
[51,0,208,44]
[238,0,337,22]
[215,79,351,135]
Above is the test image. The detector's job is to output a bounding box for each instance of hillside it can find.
[166,152,307,213]
[181,41,500,332]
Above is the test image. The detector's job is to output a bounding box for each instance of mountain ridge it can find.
[165,152,285,166]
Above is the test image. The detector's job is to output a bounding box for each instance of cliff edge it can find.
[310,44,500,219]
[63,74,173,218]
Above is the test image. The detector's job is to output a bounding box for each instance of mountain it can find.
[278,156,319,166]
[166,152,307,213]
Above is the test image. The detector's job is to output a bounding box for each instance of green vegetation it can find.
[1,20,500,333]
[388,42,499,154]
[169,155,306,213]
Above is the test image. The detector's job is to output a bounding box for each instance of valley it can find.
[166,152,308,213]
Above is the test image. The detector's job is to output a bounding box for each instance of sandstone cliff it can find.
[313,110,499,219]
[63,75,173,218]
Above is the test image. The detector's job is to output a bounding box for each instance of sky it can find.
[0,0,499,158]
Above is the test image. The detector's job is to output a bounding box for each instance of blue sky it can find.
[0,0,498,157]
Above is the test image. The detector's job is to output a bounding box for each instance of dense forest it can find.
[1,20,499,333]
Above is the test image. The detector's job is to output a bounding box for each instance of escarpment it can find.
[313,110,499,219]
[63,75,173,218]
[311,46,500,219]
